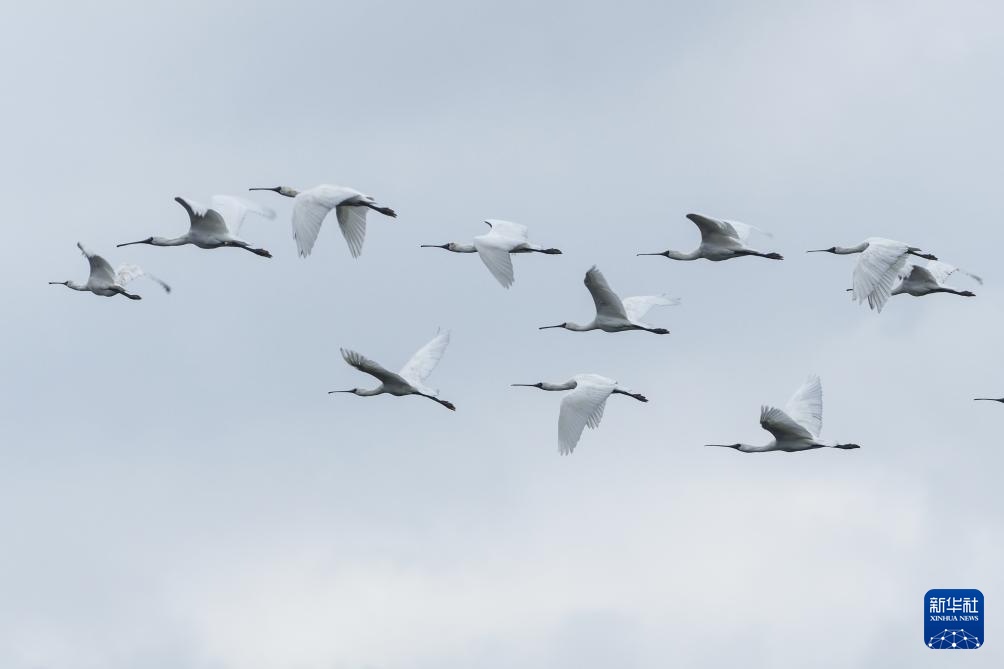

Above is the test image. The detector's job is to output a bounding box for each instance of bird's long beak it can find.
[974,398,1004,402]
[538,324,564,330]
[249,187,280,192]
[48,281,67,286]
[636,252,665,256]
[327,390,354,394]
[116,240,147,248]
[510,383,536,387]
[704,444,736,448]
[806,249,829,253]
[420,244,449,249]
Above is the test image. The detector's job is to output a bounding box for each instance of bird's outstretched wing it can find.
[484,219,529,242]
[291,186,358,257]
[898,263,933,284]
[924,260,982,286]
[852,239,910,312]
[340,348,404,386]
[784,375,822,438]
[473,234,516,288]
[760,405,814,442]
[722,219,771,242]
[584,266,628,319]
[336,205,368,258]
[398,330,451,395]
[558,377,615,455]
[77,242,115,285]
[115,265,172,293]
[687,213,767,243]
[210,195,276,235]
[622,295,680,325]
[175,197,230,236]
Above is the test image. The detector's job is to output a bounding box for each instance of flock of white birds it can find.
[50,184,991,454]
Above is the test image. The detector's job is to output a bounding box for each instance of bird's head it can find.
[511,382,544,389]
[806,246,837,254]
[538,323,568,330]
[116,237,155,248]
[705,443,744,451]
[249,186,298,198]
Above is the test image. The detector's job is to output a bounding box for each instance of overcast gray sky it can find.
[2,0,1002,667]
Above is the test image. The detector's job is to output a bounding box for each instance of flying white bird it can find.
[807,237,938,312]
[539,266,677,334]
[974,397,1004,404]
[248,184,396,258]
[421,219,562,288]
[891,260,981,298]
[512,373,648,454]
[50,242,171,300]
[117,197,273,257]
[330,331,455,411]
[638,213,783,262]
[706,375,859,453]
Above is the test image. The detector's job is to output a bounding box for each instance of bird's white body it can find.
[892,260,981,298]
[117,197,274,257]
[332,331,455,411]
[707,376,859,453]
[50,243,171,300]
[422,219,562,288]
[808,237,938,312]
[638,213,782,262]
[540,266,677,334]
[512,373,648,454]
[249,184,397,258]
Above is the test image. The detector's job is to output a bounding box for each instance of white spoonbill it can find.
[117,197,273,257]
[330,331,455,411]
[539,266,677,334]
[512,374,648,455]
[248,184,396,258]
[706,375,859,453]
[891,260,981,298]
[50,242,171,300]
[421,219,562,288]
[638,213,783,261]
[807,238,937,312]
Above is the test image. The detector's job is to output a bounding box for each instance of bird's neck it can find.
[66,281,87,291]
[153,236,188,247]
[357,387,384,397]
[740,442,774,453]
[541,381,577,391]
[835,243,869,255]
[664,249,700,261]
[564,322,594,332]
[451,243,477,253]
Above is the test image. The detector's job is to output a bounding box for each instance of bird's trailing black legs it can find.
[229,241,273,258]
[612,389,649,402]
[420,393,456,411]
[364,202,397,218]
[733,249,784,260]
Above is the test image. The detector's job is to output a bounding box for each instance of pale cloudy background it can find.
[1,0,1002,667]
